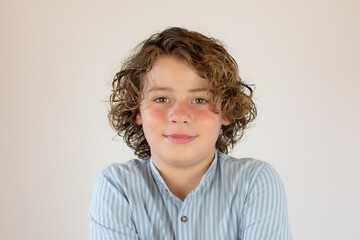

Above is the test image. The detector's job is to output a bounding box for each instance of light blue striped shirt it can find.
[88,150,292,239]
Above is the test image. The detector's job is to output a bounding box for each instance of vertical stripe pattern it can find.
[88,150,292,239]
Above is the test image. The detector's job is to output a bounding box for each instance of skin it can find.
[136,56,230,201]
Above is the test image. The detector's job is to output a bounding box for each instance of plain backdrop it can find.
[1,0,359,239]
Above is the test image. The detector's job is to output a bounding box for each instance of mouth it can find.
[165,134,197,144]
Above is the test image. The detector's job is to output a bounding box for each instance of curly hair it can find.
[108,27,257,159]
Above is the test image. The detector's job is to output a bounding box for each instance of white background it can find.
[1,0,359,239]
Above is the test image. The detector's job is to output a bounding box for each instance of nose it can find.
[169,101,192,125]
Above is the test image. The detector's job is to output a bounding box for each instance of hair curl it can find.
[108,27,257,159]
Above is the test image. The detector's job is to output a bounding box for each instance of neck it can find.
[153,152,215,201]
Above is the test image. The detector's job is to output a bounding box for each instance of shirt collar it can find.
[149,149,219,195]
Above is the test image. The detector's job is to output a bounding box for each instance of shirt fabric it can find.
[88,150,292,239]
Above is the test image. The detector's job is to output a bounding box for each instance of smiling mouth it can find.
[165,134,197,144]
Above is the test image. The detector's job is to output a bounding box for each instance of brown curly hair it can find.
[108,27,257,159]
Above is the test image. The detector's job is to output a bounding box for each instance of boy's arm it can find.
[88,172,139,240]
[240,163,292,240]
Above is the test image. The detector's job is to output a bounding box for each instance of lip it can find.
[165,134,197,144]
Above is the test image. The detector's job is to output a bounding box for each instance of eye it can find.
[154,97,169,103]
[193,98,209,104]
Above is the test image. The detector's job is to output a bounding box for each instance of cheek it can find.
[142,108,167,127]
[195,111,223,129]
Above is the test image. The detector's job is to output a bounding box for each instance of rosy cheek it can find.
[194,110,220,124]
[144,107,167,122]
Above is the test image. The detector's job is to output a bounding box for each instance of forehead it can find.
[142,56,210,90]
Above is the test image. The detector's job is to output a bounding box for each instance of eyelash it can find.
[154,97,169,103]
[193,98,209,104]
[153,97,209,104]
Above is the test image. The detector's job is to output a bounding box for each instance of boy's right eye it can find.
[154,97,169,103]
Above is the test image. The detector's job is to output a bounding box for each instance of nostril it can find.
[170,118,190,125]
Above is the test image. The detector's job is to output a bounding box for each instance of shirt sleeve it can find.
[88,170,139,240]
[239,163,292,240]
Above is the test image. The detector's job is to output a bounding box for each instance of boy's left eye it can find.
[193,98,208,104]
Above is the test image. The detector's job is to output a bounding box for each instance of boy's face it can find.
[136,56,230,169]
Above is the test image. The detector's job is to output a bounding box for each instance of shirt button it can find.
[180,216,188,223]
[165,189,169,194]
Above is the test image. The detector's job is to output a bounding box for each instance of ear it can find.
[135,113,142,125]
[222,118,231,126]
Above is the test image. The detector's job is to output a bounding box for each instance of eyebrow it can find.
[148,87,208,93]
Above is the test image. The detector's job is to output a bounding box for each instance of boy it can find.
[89,27,292,239]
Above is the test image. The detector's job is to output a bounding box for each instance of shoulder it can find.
[217,151,284,189]
[97,158,151,189]
[218,151,272,175]
[101,158,150,175]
